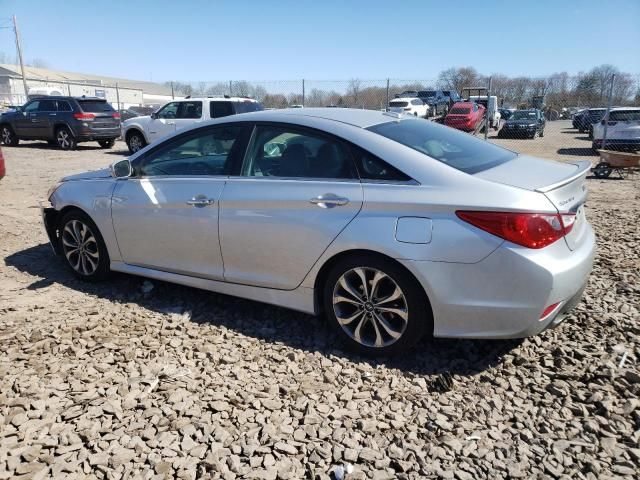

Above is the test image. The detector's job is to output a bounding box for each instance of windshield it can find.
[449,107,470,114]
[511,111,537,120]
[368,118,516,174]
[419,91,437,97]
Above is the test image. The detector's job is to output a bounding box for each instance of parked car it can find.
[417,90,449,116]
[122,96,263,153]
[498,109,546,139]
[41,108,595,356]
[0,146,5,179]
[572,108,606,132]
[441,90,462,107]
[388,98,429,118]
[0,96,121,150]
[592,107,640,152]
[444,102,486,132]
[467,95,501,129]
[119,109,144,122]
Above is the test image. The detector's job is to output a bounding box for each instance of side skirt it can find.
[110,261,317,315]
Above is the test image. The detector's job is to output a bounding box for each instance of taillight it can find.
[112,112,121,119]
[73,112,95,120]
[456,211,576,249]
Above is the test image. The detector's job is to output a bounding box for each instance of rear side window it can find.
[368,119,516,174]
[352,147,411,182]
[390,101,408,108]
[234,101,262,114]
[609,110,640,121]
[57,101,72,112]
[210,101,234,118]
[78,100,114,113]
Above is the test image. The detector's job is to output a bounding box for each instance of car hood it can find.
[62,168,112,181]
[124,115,151,126]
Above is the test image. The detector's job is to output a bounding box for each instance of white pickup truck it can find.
[468,95,501,130]
[121,96,263,153]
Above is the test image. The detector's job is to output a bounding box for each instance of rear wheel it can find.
[56,126,76,150]
[593,162,612,179]
[1,125,18,146]
[98,139,115,149]
[58,210,110,281]
[126,130,146,154]
[323,254,430,356]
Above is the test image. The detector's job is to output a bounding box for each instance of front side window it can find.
[368,118,516,174]
[176,101,202,119]
[24,101,40,113]
[38,99,56,112]
[138,125,242,177]
[156,102,179,119]
[242,125,356,180]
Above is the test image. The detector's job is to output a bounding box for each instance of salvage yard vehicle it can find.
[42,108,595,356]
[0,96,121,150]
[122,96,263,154]
[444,102,486,132]
[592,107,640,152]
[417,90,449,116]
[498,109,545,139]
[387,98,429,117]
[573,108,606,133]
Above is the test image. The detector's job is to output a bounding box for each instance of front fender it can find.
[122,120,151,143]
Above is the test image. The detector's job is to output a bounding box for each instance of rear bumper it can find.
[400,224,596,339]
[75,126,121,142]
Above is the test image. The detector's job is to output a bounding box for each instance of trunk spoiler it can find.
[535,160,591,193]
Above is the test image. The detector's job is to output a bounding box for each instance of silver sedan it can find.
[42,109,595,356]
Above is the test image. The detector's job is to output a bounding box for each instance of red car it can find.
[444,102,485,132]
[0,147,5,179]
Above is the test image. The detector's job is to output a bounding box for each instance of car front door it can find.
[219,123,364,290]
[13,100,40,137]
[147,101,179,143]
[35,99,57,138]
[111,124,248,279]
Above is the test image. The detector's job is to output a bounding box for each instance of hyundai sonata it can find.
[42,109,595,356]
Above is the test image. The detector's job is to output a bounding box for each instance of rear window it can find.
[234,101,263,114]
[390,101,408,108]
[449,107,470,114]
[368,118,516,174]
[210,101,234,118]
[78,100,114,113]
[609,110,640,121]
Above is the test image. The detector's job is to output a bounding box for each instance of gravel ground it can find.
[1,122,639,479]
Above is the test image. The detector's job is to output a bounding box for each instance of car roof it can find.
[609,106,640,111]
[390,97,421,102]
[176,96,258,102]
[218,108,399,128]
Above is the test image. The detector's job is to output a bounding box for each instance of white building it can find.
[0,64,175,109]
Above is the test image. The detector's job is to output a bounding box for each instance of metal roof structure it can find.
[0,63,172,96]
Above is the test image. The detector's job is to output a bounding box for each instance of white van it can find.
[468,95,501,129]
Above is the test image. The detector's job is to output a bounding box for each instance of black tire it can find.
[56,126,77,150]
[323,254,431,356]
[98,139,115,149]
[126,130,147,154]
[58,210,111,281]
[593,162,612,179]
[1,125,19,146]
[540,128,544,138]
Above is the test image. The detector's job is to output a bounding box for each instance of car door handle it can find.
[49,113,57,116]
[31,119,38,123]
[309,194,349,208]
[186,196,214,207]
[167,122,176,125]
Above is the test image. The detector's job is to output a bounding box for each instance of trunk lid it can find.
[475,156,591,250]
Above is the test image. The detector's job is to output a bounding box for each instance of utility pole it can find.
[484,76,492,140]
[13,15,29,100]
[601,74,615,150]
[302,79,305,106]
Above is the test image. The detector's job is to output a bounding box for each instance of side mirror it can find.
[150,112,158,119]
[111,159,132,178]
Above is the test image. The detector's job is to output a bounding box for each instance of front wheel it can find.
[126,131,147,154]
[1,125,19,146]
[56,126,77,150]
[323,254,431,356]
[58,210,111,281]
[593,162,612,179]
[98,139,115,149]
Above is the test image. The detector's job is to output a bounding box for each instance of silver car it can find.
[42,109,595,356]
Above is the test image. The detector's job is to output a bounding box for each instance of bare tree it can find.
[348,78,361,106]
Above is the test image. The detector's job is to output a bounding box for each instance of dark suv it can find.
[417,90,450,116]
[0,96,121,150]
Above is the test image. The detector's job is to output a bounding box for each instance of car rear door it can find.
[219,123,363,290]
[111,124,248,279]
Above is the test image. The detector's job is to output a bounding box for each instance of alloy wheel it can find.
[332,267,409,348]
[57,129,71,149]
[129,135,142,152]
[1,127,12,144]
[61,219,100,276]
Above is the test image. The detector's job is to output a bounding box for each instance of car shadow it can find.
[557,147,598,157]
[102,150,130,157]
[5,243,522,379]
[574,135,591,141]
[7,142,111,152]
[560,129,579,134]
